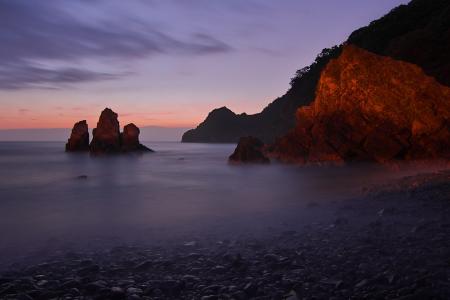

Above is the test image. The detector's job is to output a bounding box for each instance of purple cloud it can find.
[0,1,232,90]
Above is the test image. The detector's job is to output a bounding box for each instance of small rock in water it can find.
[76,175,88,180]
[228,136,269,164]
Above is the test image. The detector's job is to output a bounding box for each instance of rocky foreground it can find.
[1,171,449,300]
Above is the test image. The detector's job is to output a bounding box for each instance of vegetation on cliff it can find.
[183,0,450,144]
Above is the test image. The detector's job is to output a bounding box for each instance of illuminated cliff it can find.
[271,46,450,163]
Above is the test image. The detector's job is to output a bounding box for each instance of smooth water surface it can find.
[0,141,444,260]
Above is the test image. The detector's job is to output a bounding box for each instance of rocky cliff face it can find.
[271,46,450,164]
[65,120,89,152]
[348,0,450,86]
[182,0,450,144]
[89,108,121,154]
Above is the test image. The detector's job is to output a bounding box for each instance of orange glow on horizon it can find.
[0,117,197,130]
[0,101,264,130]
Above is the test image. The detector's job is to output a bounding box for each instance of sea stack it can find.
[121,123,153,152]
[65,120,89,152]
[89,108,121,154]
[66,108,153,154]
[229,136,270,164]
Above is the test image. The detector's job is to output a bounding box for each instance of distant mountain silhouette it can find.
[182,0,450,143]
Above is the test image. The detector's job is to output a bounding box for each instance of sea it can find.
[0,141,446,264]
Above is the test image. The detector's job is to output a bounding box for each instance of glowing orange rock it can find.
[272,45,450,163]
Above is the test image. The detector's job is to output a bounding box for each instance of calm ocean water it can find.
[0,141,444,261]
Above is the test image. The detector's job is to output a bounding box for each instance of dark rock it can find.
[182,275,200,283]
[243,282,257,297]
[229,136,270,164]
[355,279,368,288]
[17,294,34,300]
[263,253,280,263]
[85,281,106,293]
[121,123,153,152]
[126,287,143,295]
[90,108,121,154]
[0,278,13,285]
[201,296,218,300]
[77,264,100,276]
[0,284,16,295]
[65,120,89,152]
[69,288,81,296]
[286,290,300,300]
[110,287,126,300]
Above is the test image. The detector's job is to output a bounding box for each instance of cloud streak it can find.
[0,63,121,90]
[0,0,232,90]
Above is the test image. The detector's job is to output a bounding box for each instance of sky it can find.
[0,0,409,130]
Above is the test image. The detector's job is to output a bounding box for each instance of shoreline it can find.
[1,170,449,299]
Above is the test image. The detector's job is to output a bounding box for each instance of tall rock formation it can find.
[66,108,153,154]
[271,46,450,164]
[121,123,153,152]
[65,120,89,152]
[89,108,121,154]
[183,0,450,144]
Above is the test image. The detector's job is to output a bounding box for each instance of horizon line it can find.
[0,125,194,130]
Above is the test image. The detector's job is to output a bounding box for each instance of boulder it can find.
[89,108,121,154]
[229,136,270,164]
[271,45,450,164]
[121,123,153,152]
[65,120,89,152]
